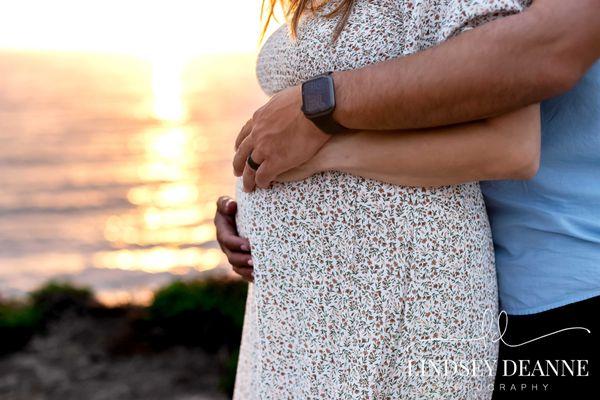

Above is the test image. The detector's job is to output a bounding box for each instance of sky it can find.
[0,0,275,57]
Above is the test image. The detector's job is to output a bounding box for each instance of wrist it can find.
[312,135,348,173]
[331,70,354,129]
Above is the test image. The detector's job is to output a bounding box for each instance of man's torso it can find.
[481,60,600,315]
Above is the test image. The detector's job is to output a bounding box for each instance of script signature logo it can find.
[418,309,591,347]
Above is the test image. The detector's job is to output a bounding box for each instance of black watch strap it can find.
[311,114,353,135]
[302,71,354,135]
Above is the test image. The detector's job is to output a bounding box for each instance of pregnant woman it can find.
[232,0,537,398]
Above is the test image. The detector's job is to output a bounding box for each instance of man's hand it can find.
[214,196,254,282]
[233,85,331,192]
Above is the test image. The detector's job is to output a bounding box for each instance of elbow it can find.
[522,156,540,180]
[484,104,541,181]
[536,16,600,97]
[529,2,596,98]
[484,145,540,181]
[539,58,583,98]
[501,139,541,180]
[486,129,541,181]
[510,152,540,180]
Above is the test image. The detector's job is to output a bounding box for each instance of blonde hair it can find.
[261,0,356,42]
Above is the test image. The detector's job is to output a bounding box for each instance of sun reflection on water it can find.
[93,247,223,274]
[0,52,267,305]
[151,57,187,123]
[93,60,227,280]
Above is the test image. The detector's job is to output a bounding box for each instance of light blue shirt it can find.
[480,60,600,315]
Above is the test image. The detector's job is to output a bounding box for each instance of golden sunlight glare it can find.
[0,0,271,282]
[152,56,187,122]
[0,0,264,55]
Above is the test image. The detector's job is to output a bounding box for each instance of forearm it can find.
[316,106,540,187]
[333,0,600,130]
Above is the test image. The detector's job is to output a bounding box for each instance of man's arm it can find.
[233,0,600,191]
[333,0,600,129]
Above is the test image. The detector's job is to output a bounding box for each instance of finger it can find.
[235,119,254,151]
[233,265,254,282]
[242,163,257,193]
[255,160,276,189]
[214,212,251,251]
[216,196,237,216]
[233,135,254,177]
[224,248,254,268]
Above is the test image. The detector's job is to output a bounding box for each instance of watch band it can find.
[311,113,352,135]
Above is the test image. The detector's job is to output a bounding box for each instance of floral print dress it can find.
[234,0,529,398]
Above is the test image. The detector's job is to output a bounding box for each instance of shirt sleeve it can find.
[399,0,532,54]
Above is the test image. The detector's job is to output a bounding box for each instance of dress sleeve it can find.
[399,0,532,54]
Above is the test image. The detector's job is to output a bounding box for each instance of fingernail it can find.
[248,258,254,266]
[241,244,249,251]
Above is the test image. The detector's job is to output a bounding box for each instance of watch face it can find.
[302,75,335,117]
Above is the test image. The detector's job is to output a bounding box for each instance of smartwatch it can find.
[301,72,352,135]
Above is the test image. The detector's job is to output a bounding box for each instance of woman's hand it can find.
[214,196,254,282]
[275,156,324,183]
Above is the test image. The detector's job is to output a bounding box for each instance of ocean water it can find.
[0,51,266,304]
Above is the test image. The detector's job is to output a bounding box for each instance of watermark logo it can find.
[406,309,591,386]
[415,309,590,349]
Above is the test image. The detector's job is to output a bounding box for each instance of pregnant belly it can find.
[235,171,497,367]
[235,171,492,281]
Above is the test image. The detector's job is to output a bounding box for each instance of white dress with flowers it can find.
[234,0,529,398]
